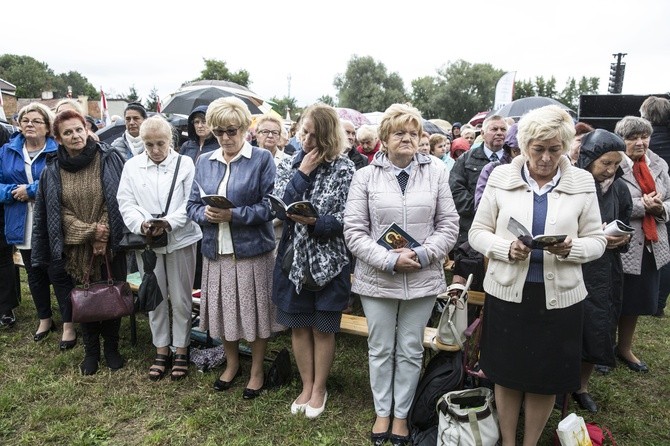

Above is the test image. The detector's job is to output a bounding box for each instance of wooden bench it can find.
[339,289,485,352]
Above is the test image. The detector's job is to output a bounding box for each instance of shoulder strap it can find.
[163,155,182,215]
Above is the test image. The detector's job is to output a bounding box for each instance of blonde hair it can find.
[378,103,422,144]
[255,113,283,131]
[517,105,575,156]
[54,98,85,115]
[140,115,174,150]
[300,103,347,164]
[206,97,252,132]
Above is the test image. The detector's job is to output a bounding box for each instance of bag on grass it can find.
[437,387,500,446]
[265,348,292,388]
[556,413,592,446]
[409,350,463,433]
[435,274,473,349]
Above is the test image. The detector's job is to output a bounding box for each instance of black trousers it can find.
[20,249,55,320]
[0,244,18,313]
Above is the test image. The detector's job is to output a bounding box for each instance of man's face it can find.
[343,122,356,148]
[483,119,507,151]
[359,136,377,153]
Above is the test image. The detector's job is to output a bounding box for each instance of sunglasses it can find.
[212,127,240,137]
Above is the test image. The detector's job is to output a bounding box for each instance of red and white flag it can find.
[100,88,111,126]
[156,96,162,113]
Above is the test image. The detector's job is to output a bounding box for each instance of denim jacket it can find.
[186,144,276,260]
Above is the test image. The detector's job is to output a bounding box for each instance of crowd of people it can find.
[1,94,669,445]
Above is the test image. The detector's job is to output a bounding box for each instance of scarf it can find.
[125,131,145,156]
[275,154,351,293]
[57,138,98,173]
[632,158,659,242]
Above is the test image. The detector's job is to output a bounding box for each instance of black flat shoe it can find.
[34,320,57,342]
[0,310,16,328]
[242,386,265,400]
[594,364,612,374]
[572,392,598,413]
[213,370,240,391]
[371,430,389,446]
[59,334,78,351]
[616,351,649,373]
[389,433,411,446]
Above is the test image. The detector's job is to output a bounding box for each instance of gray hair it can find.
[17,102,56,137]
[614,116,653,140]
[639,96,670,126]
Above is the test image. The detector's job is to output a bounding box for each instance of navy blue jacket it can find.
[179,105,219,163]
[186,144,275,260]
[0,133,58,244]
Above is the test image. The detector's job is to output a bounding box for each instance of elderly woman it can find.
[615,116,670,373]
[32,109,127,375]
[469,105,606,445]
[111,102,148,160]
[0,103,66,343]
[118,116,202,381]
[344,103,458,446]
[256,114,287,165]
[54,99,100,141]
[357,124,381,163]
[573,129,632,412]
[272,104,355,419]
[186,97,281,398]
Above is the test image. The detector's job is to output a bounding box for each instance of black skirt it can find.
[479,282,583,394]
[622,247,660,316]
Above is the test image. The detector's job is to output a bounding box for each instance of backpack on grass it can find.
[409,350,464,443]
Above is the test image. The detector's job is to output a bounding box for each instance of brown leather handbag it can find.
[70,252,135,323]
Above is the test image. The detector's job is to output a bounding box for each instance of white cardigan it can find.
[469,155,606,309]
[116,149,202,254]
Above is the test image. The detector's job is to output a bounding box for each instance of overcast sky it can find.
[3,0,669,115]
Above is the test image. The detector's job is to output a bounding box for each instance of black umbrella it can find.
[422,119,447,136]
[487,96,575,121]
[137,248,163,313]
[162,87,264,115]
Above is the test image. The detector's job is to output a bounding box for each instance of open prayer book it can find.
[195,182,236,209]
[507,216,567,249]
[268,194,319,218]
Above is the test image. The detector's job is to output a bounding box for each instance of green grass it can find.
[1,271,669,445]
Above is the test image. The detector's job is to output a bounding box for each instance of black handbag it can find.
[265,348,292,389]
[119,156,182,250]
[70,252,134,323]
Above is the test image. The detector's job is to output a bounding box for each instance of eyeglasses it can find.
[20,119,46,126]
[258,129,280,136]
[212,127,240,137]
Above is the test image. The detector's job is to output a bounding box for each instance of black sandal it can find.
[149,353,171,382]
[170,353,189,381]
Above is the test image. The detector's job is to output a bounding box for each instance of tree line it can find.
[0,54,598,123]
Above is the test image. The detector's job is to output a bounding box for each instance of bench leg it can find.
[130,313,137,346]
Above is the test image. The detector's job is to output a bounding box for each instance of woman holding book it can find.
[468,105,606,445]
[573,129,633,412]
[343,103,459,446]
[272,103,355,419]
[186,97,281,399]
[117,115,202,382]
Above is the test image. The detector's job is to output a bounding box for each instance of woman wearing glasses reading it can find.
[187,97,282,399]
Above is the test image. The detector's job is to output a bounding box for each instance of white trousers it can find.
[360,294,436,419]
[136,244,197,348]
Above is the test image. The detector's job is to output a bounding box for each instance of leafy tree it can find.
[111,86,140,103]
[194,58,250,88]
[145,87,161,112]
[514,79,536,98]
[0,54,57,98]
[411,76,442,119]
[429,60,504,123]
[317,95,336,106]
[56,71,98,99]
[334,55,407,112]
[268,96,301,121]
[513,76,600,110]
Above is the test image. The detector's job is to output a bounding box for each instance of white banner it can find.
[493,71,516,111]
